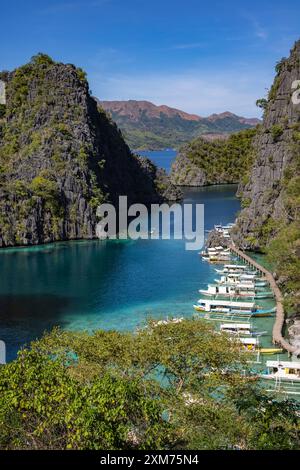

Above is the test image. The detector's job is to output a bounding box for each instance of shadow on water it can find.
[0,294,72,361]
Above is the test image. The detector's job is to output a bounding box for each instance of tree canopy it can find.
[0,318,299,450]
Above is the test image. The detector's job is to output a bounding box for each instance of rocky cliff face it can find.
[170,150,209,186]
[233,41,300,250]
[0,54,179,247]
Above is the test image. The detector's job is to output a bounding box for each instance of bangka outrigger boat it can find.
[238,337,259,352]
[214,224,234,238]
[199,283,273,299]
[193,299,276,317]
[215,265,260,275]
[259,361,300,396]
[200,284,256,298]
[220,327,282,355]
[220,322,267,337]
[214,224,233,231]
[215,274,268,288]
[202,254,232,263]
[200,247,232,263]
[260,361,300,382]
[200,246,230,255]
[237,338,283,355]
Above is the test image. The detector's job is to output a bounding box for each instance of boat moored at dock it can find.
[239,337,259,352]
[220,322,267,337]
[215,274,268,288]
[215,266,260,275]
[199,284,256,298]
[202,254,232,263]
[199,283,273,299]
[218,264,249,271]
[220,322,252,335]
[260,361,300,382]
[238,338,282,355]
[200,246,233,263]
[193,299,276,317]
[214,224,235,239]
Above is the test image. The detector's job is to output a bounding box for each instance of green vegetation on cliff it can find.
[0,53,103,245]
[234,41,300,315]
[171,128,256,186]
[0,54,176,247]
[266,125,300,314]
[0,319,299,450]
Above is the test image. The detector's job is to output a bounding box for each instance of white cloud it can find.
[239,11,268,40]
[254,23,268,40]
[90,67,272,117]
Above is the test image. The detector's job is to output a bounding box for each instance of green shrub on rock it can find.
[30,176,58,200]
[271,125,284,140]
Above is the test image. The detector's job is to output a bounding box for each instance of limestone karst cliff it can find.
[233,40,300,314]
[0,54,180,247]
[233,40,300,249]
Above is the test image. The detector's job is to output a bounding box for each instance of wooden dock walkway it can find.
[229,244,299,356]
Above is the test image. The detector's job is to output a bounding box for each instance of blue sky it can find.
[1,0,299,117]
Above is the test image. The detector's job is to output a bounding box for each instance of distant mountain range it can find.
[98,100,261,150]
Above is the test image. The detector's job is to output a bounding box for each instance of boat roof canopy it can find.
[198,299,255,308]
[266,361,300,369]
[220,323,251,328]
[224,265,248,269]
[239,337,258,344]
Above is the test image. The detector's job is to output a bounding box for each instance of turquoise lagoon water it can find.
[0,185,245,361]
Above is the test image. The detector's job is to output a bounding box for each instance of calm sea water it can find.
[0,184,242,361]
[137,150,177,172]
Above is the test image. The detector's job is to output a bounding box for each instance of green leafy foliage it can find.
[175,128,257,184]
[30,53,56,66]
[0,319,299,450]
[275,57,287,74]
[267,222,300,313]
[7,180,30,198]
[0,104,6,118]
[268,76,282,101]
[30,176,58,200]
[241,197,251,208]
[265,129,300,312]
[271,124,284,140]
[0,350,171,450]
[76,67,87,83]
[256,98,268,111]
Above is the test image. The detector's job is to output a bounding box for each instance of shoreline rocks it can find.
[205,229,229,248]
[287,317,300,351]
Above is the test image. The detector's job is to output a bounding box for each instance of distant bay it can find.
[137,149,177,172]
